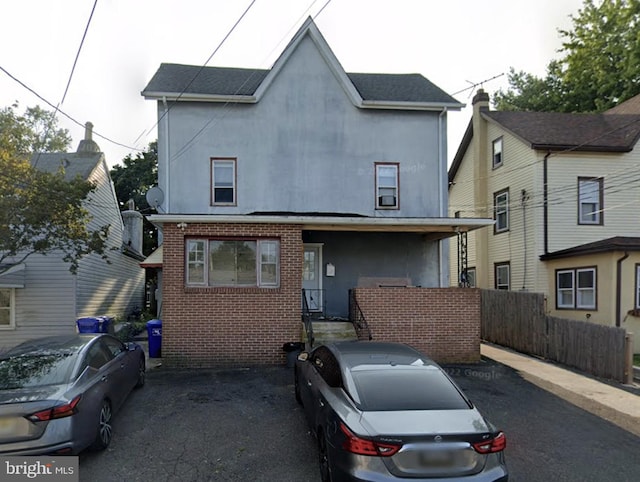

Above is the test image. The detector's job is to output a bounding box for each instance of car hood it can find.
[0,385,68,405]
[359,408,490,437]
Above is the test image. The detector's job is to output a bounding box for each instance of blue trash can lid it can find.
[146,319,162,327]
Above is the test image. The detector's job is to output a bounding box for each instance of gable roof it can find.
[605,93,640,115]
[142,18,462,111]
[30,151,103,181]
[483,111,640,152]
[540,236,640,260]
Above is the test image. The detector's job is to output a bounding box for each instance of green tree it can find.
[110,142,158,255]
[494,0,640,112]
[0,105,109,275]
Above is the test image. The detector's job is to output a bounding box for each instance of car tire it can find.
[90,400,113,451]
[135,357,146,388]
[318,430,332,482]
[294,369,302,405]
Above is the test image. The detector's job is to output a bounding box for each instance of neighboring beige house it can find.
[448,91,640,351]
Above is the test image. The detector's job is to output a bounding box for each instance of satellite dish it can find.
[145,186,164,209]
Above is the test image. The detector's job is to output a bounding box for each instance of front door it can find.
[303,244,322,312]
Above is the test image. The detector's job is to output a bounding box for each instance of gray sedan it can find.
[0,334,145,455]
[295,341,508,482]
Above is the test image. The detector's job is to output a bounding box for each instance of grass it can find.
[634,354,640,367]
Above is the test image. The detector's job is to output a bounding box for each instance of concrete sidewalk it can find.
[482,343,640,438]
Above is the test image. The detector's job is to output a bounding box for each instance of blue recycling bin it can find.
[146,319,162,358]
[77,316,113,334]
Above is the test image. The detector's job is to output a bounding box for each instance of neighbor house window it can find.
[578,177,603,225]
[211,158,236,205]
[556,267,596,309]
[0,288,15,329]
[186,238,279,288]
[462,268,476,288]
[495,263,510,290]
[375,162,399,209]
[494,189,509,233]
[492,137,503,168]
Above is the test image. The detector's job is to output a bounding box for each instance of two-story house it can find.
[449,90,640,351]
[0,123,146,349]
[142,18,491,367]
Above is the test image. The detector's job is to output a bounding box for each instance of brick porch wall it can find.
[162,223,303,367]
[352,287,481,363]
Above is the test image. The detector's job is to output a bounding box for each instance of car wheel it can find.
[90,400,113,451]
[318,431,332,482]
[294,369,302,405]
[135,357,146,388]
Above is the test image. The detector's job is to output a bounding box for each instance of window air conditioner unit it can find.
[379,195,396,206]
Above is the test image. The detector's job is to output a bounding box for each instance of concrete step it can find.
[302,321,357,345]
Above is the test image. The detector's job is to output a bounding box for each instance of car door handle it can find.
[100,376,108,382]
[307,381,313,387]
[120,363,125,369]
[319,400,325,408]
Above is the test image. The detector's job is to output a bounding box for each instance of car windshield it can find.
[0,351,77,389]
[351,367,471,411]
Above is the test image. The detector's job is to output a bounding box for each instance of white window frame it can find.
[635,264,640,309]
[557,270,575,309]
[185,238,280,288]
[578,177,602,225]
[0,288,16,330]
[211,158,236,206]
[556,267,596,309]
[494,189,509,233]
[375,162,399,209]
[492,137,503,168]
[186,240,207,285]
[495,263,510,290]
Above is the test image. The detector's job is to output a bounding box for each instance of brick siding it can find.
[352,287,481,362]
[162,222,302,367]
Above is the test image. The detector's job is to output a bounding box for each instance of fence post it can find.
[624,332,634,385]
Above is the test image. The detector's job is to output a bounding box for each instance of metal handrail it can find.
[349,289,372,341]
[301,289,315,348]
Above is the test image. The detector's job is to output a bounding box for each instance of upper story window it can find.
[375,162,399,210]
[0,288,15,330]
[578,177,603,225]
[186,238,279,288]
[557,267,596,309]
[494,188,509,233]
[211,158,236,205]
[495,263,510,290]
[492,137,503,168]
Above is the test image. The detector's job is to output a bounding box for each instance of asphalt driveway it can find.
[79,359,640,482]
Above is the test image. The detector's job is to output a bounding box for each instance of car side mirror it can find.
[297,352,309,362]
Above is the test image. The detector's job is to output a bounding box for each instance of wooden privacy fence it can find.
[481,289,630,383]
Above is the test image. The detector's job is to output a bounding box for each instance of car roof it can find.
[6,334,102,356]
[325,341,438,370]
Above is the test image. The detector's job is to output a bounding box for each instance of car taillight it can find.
[27,395,81,422]
[340,422,401,457]
[473,431,506,454]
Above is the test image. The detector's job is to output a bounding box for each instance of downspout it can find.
[162,96,170,213]
[521,189,529,290]
[543,151,550,254]
[616,251,629,327]
[438,108,447,286]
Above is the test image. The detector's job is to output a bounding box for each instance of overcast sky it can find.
[0,0,585,168]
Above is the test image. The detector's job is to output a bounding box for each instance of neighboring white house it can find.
[141,18,491,367]
[449,90,640,351]
[0,123,146,349]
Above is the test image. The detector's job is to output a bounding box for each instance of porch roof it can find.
[0,263,26,288]
[146,214,492,239]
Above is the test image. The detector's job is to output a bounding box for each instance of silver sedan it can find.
[295,341,508,482]
[0,334,145,455]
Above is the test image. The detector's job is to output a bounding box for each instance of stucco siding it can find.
[161,35,444,218]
